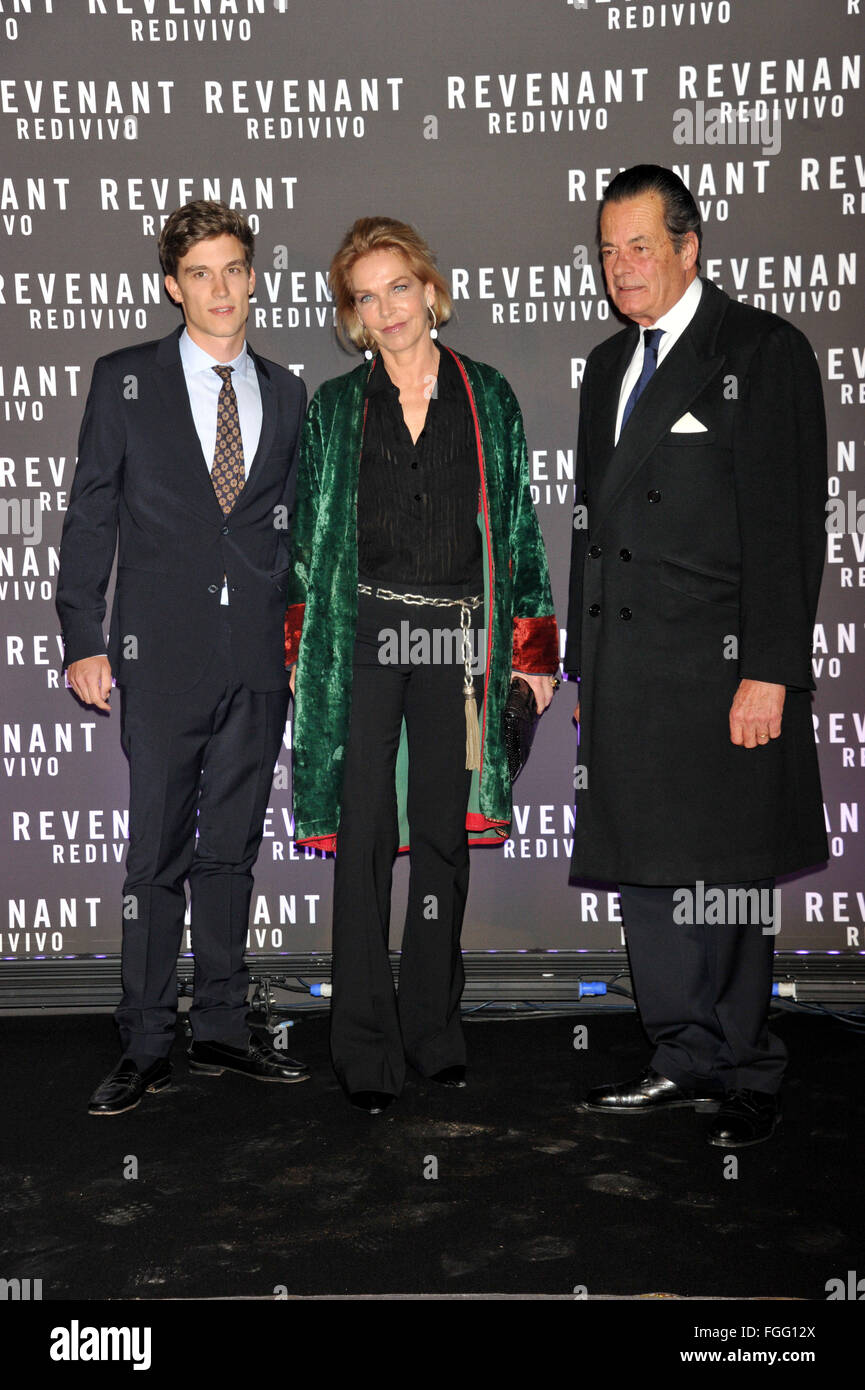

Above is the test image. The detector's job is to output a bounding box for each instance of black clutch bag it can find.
[502,677,539,782]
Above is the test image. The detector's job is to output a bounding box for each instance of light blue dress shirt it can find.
[179,328,263,605]
[179,328,263,473]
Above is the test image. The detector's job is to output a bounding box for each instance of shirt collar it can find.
[364,353,395,399]
[179,327,251,379]
[650,275,703,339]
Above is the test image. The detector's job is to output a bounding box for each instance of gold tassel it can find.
[465,684,481,770]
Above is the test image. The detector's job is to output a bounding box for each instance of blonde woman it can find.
[287,218,558,1113]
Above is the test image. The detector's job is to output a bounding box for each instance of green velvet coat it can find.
[285,346,558,850]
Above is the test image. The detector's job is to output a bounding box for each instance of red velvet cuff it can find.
[284,604,305,667]
[512,614,559,672]
[296,833,337,853]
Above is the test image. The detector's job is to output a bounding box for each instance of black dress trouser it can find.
[116,618,289,1059]
[618,879,786,1094]
[330,593,473,1096]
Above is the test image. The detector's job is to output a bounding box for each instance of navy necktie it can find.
[621,327,664,431]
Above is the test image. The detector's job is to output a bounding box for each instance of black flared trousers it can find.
[330,593,474,1096]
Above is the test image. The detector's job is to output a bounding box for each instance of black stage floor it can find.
[2,1009,863,1308]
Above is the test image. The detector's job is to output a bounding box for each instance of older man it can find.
[565,166,827,1146]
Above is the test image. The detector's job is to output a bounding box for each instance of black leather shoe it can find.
[584,1067,721,1112]
[88,1057,171,1116]
[707,1089,780,1147]
[188,1034,309,1083]
[349,1091,395,1115]
[429,1065,467,1088]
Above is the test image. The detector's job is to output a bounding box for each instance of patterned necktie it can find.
[620,327,664,431]
[211,364,245,514]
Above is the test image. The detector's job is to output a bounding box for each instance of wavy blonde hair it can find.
[329,216,453,352]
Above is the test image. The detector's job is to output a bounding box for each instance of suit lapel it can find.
[153,330,223,521]
[154,330,277,518]
[244,348,276,488]
[592,327,637,478]
[591,281,727,534]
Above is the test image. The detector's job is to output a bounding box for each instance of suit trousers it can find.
[330,593,473,1096]
[116,617,288,1059]
[618,879,786,1094]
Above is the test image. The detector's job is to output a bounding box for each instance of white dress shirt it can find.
[614,276,703,444]
[179,329,263,604]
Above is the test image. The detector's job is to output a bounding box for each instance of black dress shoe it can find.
[88,1057,171,1116]
[188,1034,309,1083]
[349,1091,395,1115]
[584,1067,721,1112]
[429,1065,467,1088]
[707,1089,781,1147]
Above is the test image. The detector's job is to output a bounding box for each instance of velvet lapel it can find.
[591,280,727,535]
[330,362,369,516]
[153,329,223,522]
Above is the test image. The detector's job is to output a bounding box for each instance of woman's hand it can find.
[289,664,296,697]
[513,671,558,714]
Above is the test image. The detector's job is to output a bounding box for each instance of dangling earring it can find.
[355,311,375,360]
[428,302,438,340]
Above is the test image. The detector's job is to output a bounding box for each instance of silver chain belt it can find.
[357,583,483,611]
[357,583,481,695]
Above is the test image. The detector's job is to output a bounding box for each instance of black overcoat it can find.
[564,278,828,884]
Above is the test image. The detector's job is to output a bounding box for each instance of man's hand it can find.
[513,672,556,714]
[67,655,113,713]
[729,678,785,749]
[573,701,580,724]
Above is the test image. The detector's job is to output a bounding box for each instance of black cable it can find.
[774,998,865,1031]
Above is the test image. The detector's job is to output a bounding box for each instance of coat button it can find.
[619,548,632,561]
[221,524,229,535]
[619,607,632,620]
[207,584,219,594]
[588,603,601,617]
[581,490,588,503]
[589,544,602,558]
[647,489,661,503]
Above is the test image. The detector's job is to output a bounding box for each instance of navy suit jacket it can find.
[57,326,306,694]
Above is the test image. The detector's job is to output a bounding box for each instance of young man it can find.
[57,201,308,1114]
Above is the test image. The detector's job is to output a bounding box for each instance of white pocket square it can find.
[670,412,708,433]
